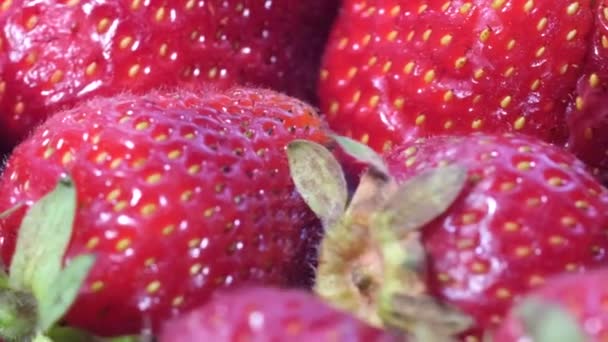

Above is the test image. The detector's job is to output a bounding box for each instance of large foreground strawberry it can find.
[159,286,398,341]
[0,0,339,149]
[0,86,328,337]
[288,133,608,340]
[319,0,593,152]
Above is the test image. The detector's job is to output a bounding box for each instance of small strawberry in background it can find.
[0,0,339,150]
[494,269,608,342]
[319,0,608,182]
[158,286,398,342]
[287,133,608,340]
[0,86,330,339]
[566,0,608,183]
[319,0,592,151]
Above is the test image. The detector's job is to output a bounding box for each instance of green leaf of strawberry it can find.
[10,177,78,292]
[369,164,472,339]
[516,299,586,342]
[287,140,348,227]
[0,177,95,341]
[377,164,467,233]
[37,255,95,332]
[287,136,471,339]
[332,135,389,175]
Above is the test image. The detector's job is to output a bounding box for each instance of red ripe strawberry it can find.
[493,269,608,341]
[0,86,329,336]
[289,133,608,340]
[158,286,397,342]
[566,0,608,183]
[0,0,339,149]
[319,0,593,152]
[384,133,608,338]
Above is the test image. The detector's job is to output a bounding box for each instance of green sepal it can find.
[9,176,78,293]
[332,135,389,176]
[37,255,95,332]
[46,326,144,342]
[0,176,96,339]
[287,140,348,227]
[47,326,96,342]
[379,164,468,234]
[517,298,586,342]
[372,165,471,337]
[382,294,473,341]
[314,163,472,338]
[33,333,54,342]
[0,273,8,289]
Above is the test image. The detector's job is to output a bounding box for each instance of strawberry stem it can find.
[314,164,472,338]
[0,289,36,340]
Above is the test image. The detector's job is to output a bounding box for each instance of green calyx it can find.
[287,140,348,228]
[0,176,96,341]
[0,288,36,340]
[331,135,390,175]
[515,298,587,342]
[287,137,472,339]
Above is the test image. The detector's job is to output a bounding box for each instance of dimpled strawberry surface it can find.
[0,0,339,149]
[319,0,592,152]
[385,133,608,338]
[0,87,329,336]
[159,287,398,342]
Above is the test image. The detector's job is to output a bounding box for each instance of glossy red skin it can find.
[319,0,593,152]
[494,269,608,341]
[0,0,339,149]
[0,87,329,336]
[159,286,397,342]
[385,133,608,339]
[567,0,608,184]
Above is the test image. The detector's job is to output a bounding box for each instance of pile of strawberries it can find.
[1,0,608,341]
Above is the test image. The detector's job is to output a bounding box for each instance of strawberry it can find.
[0,0,339,149]
[158,286,398,342]
[566,0,608,183]
[287,133,608,340]
[0,86,329,337]
[493,269,608,341]
[318,0,593,152]
[383,133,608,338]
